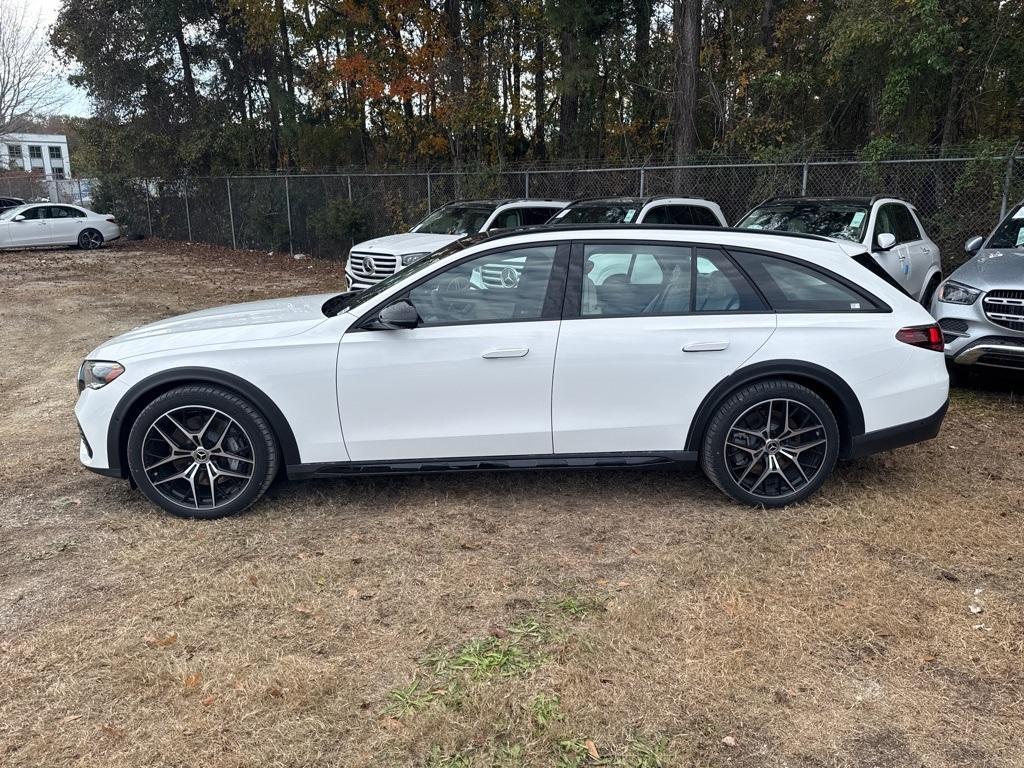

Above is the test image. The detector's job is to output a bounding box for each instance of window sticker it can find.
[850,211,865,227]
[850,302,861,310]
[623,209,636,222]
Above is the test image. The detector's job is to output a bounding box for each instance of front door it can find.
[9,205,51,246]
[552,241,776,453]
[870,203,914,295]
[338,243,568,461]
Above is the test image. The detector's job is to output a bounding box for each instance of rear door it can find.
[46,205,86,244]
[552,240,776,454]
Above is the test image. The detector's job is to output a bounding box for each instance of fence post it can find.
[77,178,83,205]
[639,166,646,196]
[144,178,153,237]
[801,160,809,196]
[226,176,237,250]
[426,172,432,211]
[284,174,294,256]
[183,178,193,242]
[347,175,353,201]
[524,170,530,198]
[1000,151,1016,219]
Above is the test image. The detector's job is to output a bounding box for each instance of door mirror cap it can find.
[12,214,24,221]
[377,299,420,329]
[876,232,897,251]
[964,235,985,254]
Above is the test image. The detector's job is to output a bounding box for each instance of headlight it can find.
[937,281,981,305]
[78,360,124,393]
[401,251,431,266]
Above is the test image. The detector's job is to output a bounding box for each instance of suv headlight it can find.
[401,251,431,266]
[78,360,124,393]
[937,281,981,305]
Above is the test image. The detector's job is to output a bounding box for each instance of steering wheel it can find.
[431,275,479,320]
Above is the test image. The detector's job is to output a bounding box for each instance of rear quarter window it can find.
[730,249,883,312]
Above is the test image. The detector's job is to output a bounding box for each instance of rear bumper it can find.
[846,400,948,460]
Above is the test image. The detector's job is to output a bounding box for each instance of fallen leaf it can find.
[144,631,177,648]
[585,740,600,759]
[489,625,508,639]
[62,714,83,723]
[201,695,216,706]
[247,574,258,586]
[267,685,284,698]
[183,672,203,689]
[100,723,123,738]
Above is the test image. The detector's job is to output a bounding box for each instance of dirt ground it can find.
[1,239,1022,768]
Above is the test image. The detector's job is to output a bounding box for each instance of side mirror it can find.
[964,236,984,254]
[12,214,24,222]
[875,232,897,251]
[376,298,420,330]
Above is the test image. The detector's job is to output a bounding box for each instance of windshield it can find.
[413,205,495,235]
[987,206,1024,249]
[323,235,489,317]
[551,203,640,225]
[0,205,28,220]
[738,203,869,242]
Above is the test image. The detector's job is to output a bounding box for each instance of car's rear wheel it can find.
[701,379,840,507]
[126,385,279,519]
[78,228,104,249]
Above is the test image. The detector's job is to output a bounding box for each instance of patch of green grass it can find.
[385,679,444,717]
[555,735,670,767]
[491,742,526,768]
[426,746,472,768]
[555,596,606,619]
[529,692,562,729]
[621,735,669,768]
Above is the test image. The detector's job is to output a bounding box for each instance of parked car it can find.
[549,196,727,227]
[931,201,1024,374]
[0,196,25,212]
[736,196,943,305]
[0,203,120,250]
[77,225,948,519]
[345,199,568,289]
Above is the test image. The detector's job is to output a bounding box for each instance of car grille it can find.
[479,263,521,288]
[983,289,1024,332]
[348,251,399,285]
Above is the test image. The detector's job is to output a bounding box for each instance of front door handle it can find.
[482,347,529,359]
[683,341,730,352]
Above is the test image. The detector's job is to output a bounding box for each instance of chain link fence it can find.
[93,154,1023,272]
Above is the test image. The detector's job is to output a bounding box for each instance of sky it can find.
[35,0,92,117]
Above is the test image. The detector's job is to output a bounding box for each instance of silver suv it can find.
[932,201,1024,374]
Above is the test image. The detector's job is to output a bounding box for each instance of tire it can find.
[921,274,941,308]
[700,379,840,508]
[78,228,104,250]
[126,385,280,519]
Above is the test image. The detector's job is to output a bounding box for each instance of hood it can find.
[949,248,1024,291]
[90,293,336,360]
[351,232,461,255]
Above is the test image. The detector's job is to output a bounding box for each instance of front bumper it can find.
[950,336,1024,371]
[846,400,948,460]
[932,292,1024,370]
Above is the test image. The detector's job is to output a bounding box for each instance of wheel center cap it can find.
[765,440,781,455]
[192,447,210,463]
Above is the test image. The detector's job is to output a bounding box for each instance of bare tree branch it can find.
[0,1,64,137]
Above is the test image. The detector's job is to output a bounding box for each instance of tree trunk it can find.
[759,0,776,53]
[173,16,197,106]
[557,28,578,156]
[632,0,653,129]
[444,0,465,162]
[533,31,546,158]
[671,0,700,161]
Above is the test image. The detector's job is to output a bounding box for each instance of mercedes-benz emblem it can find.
[363,256,377,274]
[499,266,519,288]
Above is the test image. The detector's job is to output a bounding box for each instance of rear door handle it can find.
[683,341,730,352]
[482,347,529,359]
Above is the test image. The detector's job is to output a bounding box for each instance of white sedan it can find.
[0,203,121,249]
[75,226,949,518]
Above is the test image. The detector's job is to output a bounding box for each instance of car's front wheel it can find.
[126,385,280,519]
[701,379,840,507]
[78,228,104,249]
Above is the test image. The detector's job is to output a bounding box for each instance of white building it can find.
[0,133,71,178]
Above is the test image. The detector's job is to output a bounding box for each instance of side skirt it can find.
[287,451,698,480]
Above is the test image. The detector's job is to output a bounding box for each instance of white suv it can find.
[77,226,948,518]
[346,199,568,289]
[737,196,943,305]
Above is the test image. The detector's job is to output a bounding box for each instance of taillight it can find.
[896,324,944,352]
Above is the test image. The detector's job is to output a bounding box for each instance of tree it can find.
[0,1,65,136]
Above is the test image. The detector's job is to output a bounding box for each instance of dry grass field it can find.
[1,240,1022,768]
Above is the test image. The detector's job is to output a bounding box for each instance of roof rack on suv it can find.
[477,222,834,244]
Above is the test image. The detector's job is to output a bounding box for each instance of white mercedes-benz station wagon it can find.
[76,226,949,518]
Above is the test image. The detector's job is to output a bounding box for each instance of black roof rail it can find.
[475,222,835,244]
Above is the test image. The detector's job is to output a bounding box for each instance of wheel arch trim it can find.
[684,360,865,456]
[105,367,300,478]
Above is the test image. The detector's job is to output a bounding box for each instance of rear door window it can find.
[643,204,721,226]
[894,205,921,242]
[520,207,560,225]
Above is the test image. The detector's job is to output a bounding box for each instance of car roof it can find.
[754,195,913,207]
[439,198,567,207]
[565,196,712,207]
